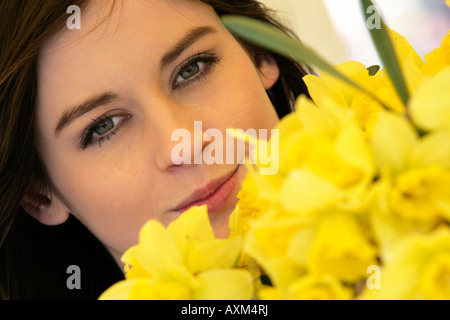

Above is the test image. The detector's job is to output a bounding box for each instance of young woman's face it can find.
[36,0,279,266]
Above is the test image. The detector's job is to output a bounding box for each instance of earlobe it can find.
[21,190,70,226]
[257,53,280,90]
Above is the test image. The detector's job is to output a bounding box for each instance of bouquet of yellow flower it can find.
[100,0,450,300]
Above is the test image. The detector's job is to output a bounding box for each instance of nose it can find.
[148,103,210,171]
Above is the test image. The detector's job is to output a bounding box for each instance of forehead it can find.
[41,0,219,56]
[37,0,222,111]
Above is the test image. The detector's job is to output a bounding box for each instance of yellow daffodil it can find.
[303,60,404,135]
[369,110,450,248]
[258,274,353,300]
[99,205,253,300]
[390,28,450,133]
[244,209,308,289]
[388,165,450,223]
[360,226,450,300]
[277,97,376,214]
[304,27,450,138]
[307,213,378,283]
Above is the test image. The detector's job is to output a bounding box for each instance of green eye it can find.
[180,61,203,79]
[178,61,204,82]
[172,53,221,89]
[94,118,115,135]
[80,113,131,149]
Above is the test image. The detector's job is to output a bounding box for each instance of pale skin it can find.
[27,0,280,269]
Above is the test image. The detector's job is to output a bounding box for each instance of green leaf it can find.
[361,0,410,106]
[221,15,389,110]
[367,65,381,76]
[222,15,357,88]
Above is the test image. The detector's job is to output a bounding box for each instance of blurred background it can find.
[260,0,450,68]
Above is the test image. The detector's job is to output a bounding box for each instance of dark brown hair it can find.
[0,0,310,299]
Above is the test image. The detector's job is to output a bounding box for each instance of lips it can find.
[172,165,240,214]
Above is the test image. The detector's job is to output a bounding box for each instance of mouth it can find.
[172,165,241,215]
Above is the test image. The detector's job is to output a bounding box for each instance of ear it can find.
[21,190,70,226]
[257,53,280,90]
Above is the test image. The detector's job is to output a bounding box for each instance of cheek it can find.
[44,152,163,252]
[211,64,279,132]
[224,51,278,125]
[41,143,159,219]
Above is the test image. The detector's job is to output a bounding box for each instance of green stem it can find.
[361,0,410,106]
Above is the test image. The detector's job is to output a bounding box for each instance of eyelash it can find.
[79,53,220,149]
[172,52,221,89]
[79,113,130,149]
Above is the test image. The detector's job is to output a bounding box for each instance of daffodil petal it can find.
[287,228,316,267]
[167,205,215,256]
[276,110,304,137]
[370,110,417,173]
[258,286,285,300]
[280,168,344,213]
[408,130,450,168]
[288,274,353,300]
[389,28,424,70]
[308,213,378,283]
[98,279,152,300]
[303,73,348,108]
[262,258,305,289]
[410,67,450,132]
[121,245,155,279]
[137,219,185,281]
[335,122,375,178]
[243,214,306,266]
[167,205,215,241]
[295,96,338,138]
[192,269,254,300]
[187,237,243,273]
[422,32,450,76]
[130,281,192,300]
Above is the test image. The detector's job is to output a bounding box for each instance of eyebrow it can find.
[55,92,119,136]
[160,26,217,69]
[55,26,217,136]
